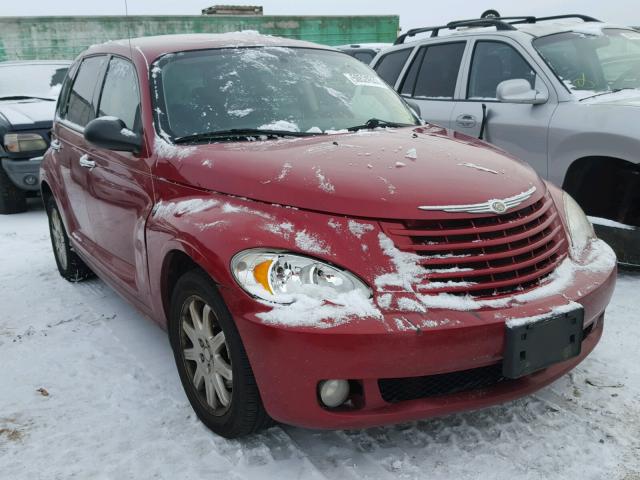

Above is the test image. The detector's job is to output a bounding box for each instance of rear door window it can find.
[402,42,466,99]
[97,57,141,131]
[373,48,412,86]
[63,56,107,128]
[467,41,536,99]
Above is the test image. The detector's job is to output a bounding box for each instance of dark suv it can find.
[0,60,70,213]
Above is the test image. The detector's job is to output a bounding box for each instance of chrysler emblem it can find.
[490,201,507,213]
[418,186,537,214]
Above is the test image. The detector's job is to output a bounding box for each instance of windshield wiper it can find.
[0,95,55,102]
[174,129,320,144]
[578,88,636,102]
[347,118,413,132]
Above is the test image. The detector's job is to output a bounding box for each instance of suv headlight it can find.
[563,192,595,258]
[231,249,371,303]
[4,133,47,153]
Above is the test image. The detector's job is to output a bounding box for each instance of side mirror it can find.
[405,99,422,119]
[84,117,142,153]
[496,79,548,105]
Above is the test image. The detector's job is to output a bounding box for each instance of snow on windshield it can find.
[151,47,416,140]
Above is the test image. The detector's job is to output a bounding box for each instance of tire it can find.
[169,269,272,438]
[45,196,94,282]
[0,164,27,214]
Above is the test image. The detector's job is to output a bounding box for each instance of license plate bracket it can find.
[503,306,585,379]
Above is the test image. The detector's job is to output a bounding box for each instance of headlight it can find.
[563,192,595,258]
[4,133,48,153]
[231,249,371,303]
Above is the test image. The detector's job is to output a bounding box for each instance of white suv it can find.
[371,15,640,265]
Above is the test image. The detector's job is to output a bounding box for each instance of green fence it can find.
[0,15,399,61]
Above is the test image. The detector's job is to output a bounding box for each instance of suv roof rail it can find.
[394,18,516,45]
[509,14,601,24]
[394,14,601,45]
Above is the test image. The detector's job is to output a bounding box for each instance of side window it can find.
[406,42,466,99]
[467,41,537,99]
[56,61,79,118]
[373,49,412,87]
[98,57,141,131]
[64,56,107,128]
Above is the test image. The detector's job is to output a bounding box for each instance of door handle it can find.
[79,154,96,169]
[50,139,62,151]
[455,114,478,128]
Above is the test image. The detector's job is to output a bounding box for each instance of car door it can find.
[82,55,154,302]
[396,41,468,128]
[53,55,108,247]
[450,38,558,178]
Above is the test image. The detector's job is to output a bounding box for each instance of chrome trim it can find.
[418,186,537,214]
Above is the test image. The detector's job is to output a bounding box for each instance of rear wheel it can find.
[46,197,94,282]
[0,165,27,214]
[169,269,272,438]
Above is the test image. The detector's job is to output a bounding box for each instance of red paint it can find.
[41,35,616,430]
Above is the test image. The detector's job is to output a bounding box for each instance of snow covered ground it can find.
[1,202,639,480]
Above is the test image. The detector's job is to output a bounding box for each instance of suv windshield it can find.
[152,47,417,140]
[0,63,69,100]
[534,28,640,99]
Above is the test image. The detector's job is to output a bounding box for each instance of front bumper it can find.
[224,252,617,430]
[1,157,43,191]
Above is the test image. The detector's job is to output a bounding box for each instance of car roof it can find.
[84,32,336,66]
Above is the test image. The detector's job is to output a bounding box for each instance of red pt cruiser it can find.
[41,33,617,438]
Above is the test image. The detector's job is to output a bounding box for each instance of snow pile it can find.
[196,220,228,231]
[505,301,582,329]
[228,108,253,118]
[262,222,294,239]
[313,167,335,193]
[587,216,636,231]
[375,233,426,289]
[154,137,196,159]
[258,120,299,132]
[202,159,214,168]
[295,230,331,255]
[256,289,382,328]
[347,220,374,239]
[457,162,498,174]
[405,148,417,160]
[221,202,273,219]
[153,199,219,219]
[396,297,427,312]
[377,176,396,195]
[276,162,293,181]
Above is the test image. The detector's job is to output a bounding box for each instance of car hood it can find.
[156,125,545,219]
[0,99,56,129]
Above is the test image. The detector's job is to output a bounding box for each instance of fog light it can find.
[24,175,37,186]
[319,379,350,408]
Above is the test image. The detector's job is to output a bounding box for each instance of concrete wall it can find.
[0,15,400,61]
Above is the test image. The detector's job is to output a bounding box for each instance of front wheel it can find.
[169,270,272,438]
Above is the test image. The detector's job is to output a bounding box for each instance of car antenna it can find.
[124,0,133,57]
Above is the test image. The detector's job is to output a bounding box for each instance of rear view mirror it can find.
[84,117,142,153]
[496,79,548,105]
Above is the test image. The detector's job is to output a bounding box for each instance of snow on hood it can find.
[155,126,544,219]
[0,99,56,128]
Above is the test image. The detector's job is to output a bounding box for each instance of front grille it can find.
[380,194,568,298]
[379,363,508,403]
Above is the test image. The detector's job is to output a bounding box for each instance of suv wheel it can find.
[0,165,27,214]
[46,197,94,282]
[169,269,272,438]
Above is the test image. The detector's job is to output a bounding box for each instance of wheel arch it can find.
[562,155,640,227]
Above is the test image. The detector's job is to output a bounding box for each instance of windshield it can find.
[152,47,417,140]
[533,28,640,99]
[0,63,69,100]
